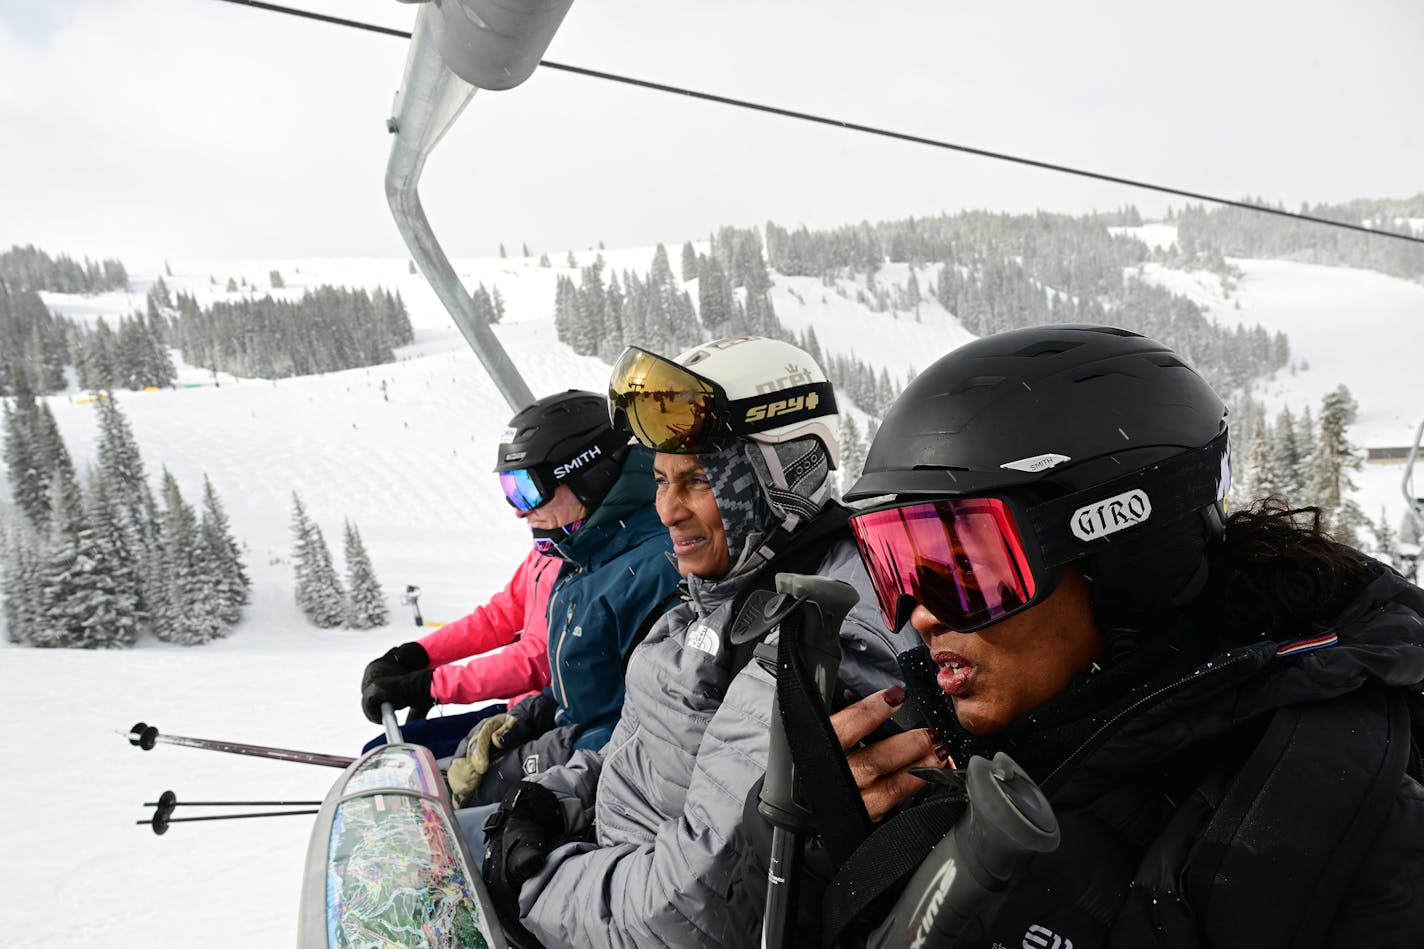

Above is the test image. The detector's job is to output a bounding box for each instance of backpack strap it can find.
[1186,684,1411,949]
[819,790,967,949]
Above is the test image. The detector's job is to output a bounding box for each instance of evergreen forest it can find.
[3,195,1418,648]
[0,269,413,400]
[548,204,1420,561]
[1,391,250,648]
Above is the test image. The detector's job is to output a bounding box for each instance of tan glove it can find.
[448,713,518,807]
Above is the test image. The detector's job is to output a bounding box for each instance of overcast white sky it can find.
[1,0,1421,266]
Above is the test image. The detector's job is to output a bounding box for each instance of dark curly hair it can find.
[1194,498,1372,646]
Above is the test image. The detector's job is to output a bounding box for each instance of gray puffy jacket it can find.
[518,533,903,948]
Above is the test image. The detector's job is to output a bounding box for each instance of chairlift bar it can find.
[1403,419,1424,533]
[384,6,536,413]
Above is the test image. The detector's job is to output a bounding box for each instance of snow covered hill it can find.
[2,244,1421,948]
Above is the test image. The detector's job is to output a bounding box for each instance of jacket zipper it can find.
[550,570,580,713]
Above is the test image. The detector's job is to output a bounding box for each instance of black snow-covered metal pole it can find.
[401,584,424,627]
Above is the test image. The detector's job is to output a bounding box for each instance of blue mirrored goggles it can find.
[499,468,555,512]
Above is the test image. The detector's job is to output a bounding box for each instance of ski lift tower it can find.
[385,0,577,413]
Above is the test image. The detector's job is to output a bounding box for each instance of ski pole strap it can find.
[820,793,967,949]
[772,612,872,866]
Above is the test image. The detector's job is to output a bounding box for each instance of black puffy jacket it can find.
[966,562,1424,949]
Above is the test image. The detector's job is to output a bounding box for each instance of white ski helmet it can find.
[608,335,841,468]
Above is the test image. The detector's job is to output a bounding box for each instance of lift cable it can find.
[213,0,1424,248]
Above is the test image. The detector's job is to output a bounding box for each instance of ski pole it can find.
[864,752,1059,948]
[126,722,355,769]
[144,794,322,808]
[140,789,322,835]
[142,808,319,835]
[758,573,859,949]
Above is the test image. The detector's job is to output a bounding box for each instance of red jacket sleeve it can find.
[417,548,557,705]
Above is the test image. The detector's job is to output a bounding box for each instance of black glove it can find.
[482,781,565,947]
[360,641,429,692]
[498,689,559,748]
[361,668,435,724]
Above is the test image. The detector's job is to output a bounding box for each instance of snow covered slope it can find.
[1,245,1421,948]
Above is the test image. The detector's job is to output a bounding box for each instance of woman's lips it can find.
[934,649,976,697]
[672,535,707,556]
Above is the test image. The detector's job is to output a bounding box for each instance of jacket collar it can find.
[682,568,760,617]
[1047,563,1424,801]
[549,448,662,568]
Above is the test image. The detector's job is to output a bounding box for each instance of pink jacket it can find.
[416,547,560,706]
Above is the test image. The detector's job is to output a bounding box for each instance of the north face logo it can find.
[1023,923,1072,949]
[686,623,720,657]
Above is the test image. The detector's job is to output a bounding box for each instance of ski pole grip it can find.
[959,752,1060,882]
[772,573,858,709]
[759,575,858,831]
[867,752,1059,948]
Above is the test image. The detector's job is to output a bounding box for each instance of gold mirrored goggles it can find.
[608,346,837,454]
[608,347,726,453]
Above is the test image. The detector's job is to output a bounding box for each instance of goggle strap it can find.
[727,382,838,437]
[549,427,629,483]
[1027,431,1230,568]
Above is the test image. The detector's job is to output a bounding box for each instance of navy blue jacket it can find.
[545,446,680,750]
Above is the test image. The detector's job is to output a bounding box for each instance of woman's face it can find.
[516,483,586,531]
[653,452,731,579]
[911,567,1104,736]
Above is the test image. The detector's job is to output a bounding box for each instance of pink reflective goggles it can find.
[850,497,1042,634]
[849,433,1231,633]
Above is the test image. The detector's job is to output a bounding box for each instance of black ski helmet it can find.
[846,324,1230,624]
[495,390,629,510]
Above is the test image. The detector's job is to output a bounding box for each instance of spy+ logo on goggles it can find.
[607,346,836,454]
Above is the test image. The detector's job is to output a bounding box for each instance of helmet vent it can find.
[949,375,1004,395]
[1011,340,1084,359]
[1145,354,1189,370]
[1070,369,1129,384]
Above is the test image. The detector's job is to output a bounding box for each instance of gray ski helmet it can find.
[495,390,628,509]
[847,324,1230,624]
